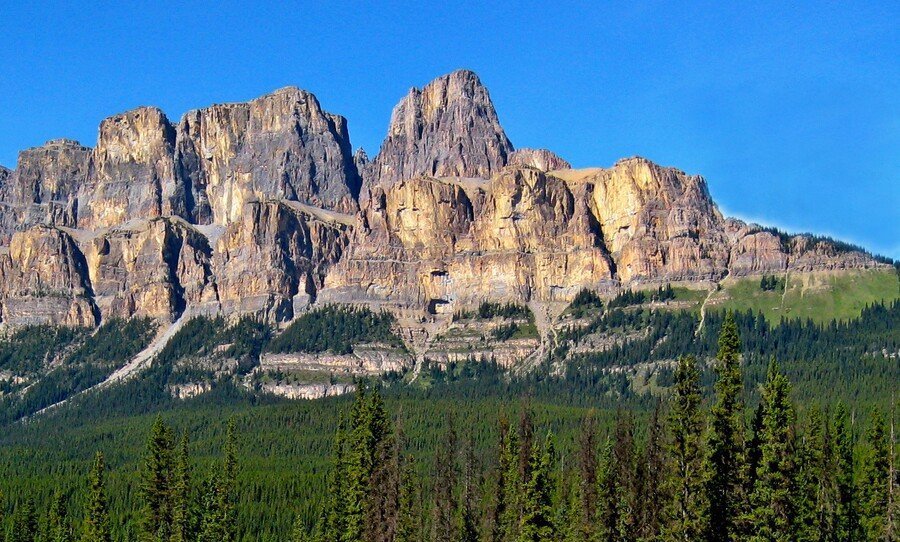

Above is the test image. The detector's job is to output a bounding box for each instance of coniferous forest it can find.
[1,313,898,541]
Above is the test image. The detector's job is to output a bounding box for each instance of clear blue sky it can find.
[1,1,897,258]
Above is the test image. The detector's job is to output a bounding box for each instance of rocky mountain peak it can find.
[371,69,514,187]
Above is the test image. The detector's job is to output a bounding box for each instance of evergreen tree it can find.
[637,400,669,542]
[47,490,72,542]
[611,412,638,541]
[518,433,556,542]
[322,413,348,542]
[577,412,599,540]
[169,433,195,542]
[665,355,709,542]
[395,465,420,542]
[834,403,861,541]
[140,415,174,542]
[344,385,390,542]
[199,419,238,542]
[431,414,459,542]
[458,436,479,542]
[82,452,111,542]
[708,312,747,542]
[7,499,37,542]
[597,438,618,542]
[860,410,891,541]
[746,358,796,542]
[496,414,521,542]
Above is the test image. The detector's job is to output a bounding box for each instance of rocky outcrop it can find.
[322,166,616,310]
[213,200,352,322]
[78,107,181,230]
[83,217,216,322]
[0,140,91,242]
[508,148,571,172]
[555,158,731,283]
[0,226,97,328]
[174,87,360,226]
[370,70,513,188]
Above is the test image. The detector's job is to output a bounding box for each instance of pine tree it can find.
[860,410,891,541]
[82,452,111,542]
[431,414,459,542]
[169,433,195,542]
[597,438,618,542]
[344,384,390,542]
[496,414,522,542]
[458,436,479,542]
[611,412,638,541]
[199,419,238,542]
[746,358,795,542]
[665,355,709,542]
[707,312,747,542]
[322,413,348,542]
[518,433,556,542]
[47,490,72,542]
[140,415,174,542]
[834,403,861,541]
[637,400,669,542]
[395,465,420,542]
[8,499,37,542]
[577,412,599,540]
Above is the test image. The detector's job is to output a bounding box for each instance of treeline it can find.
[759,274,785,292]
[606,285,675,309]
[454,303,534,322]
[3,316,898,542]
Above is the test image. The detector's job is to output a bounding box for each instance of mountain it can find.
[0,70,895,409]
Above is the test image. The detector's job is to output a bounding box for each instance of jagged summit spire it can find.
[370,69,514,187]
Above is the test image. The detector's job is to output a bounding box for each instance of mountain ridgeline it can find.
[0,69,890,332]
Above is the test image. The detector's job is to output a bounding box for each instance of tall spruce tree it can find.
[577,412,599,540]
[746,358,796,542]
[637,400,670,542]
[518,433,556,542]
[834,403,861,541]
[707,312,747,542]
[860,410,891,541]
[8,499,37,542]
[665,355,709,542]
[169,433,195,542]
[140,415,174,542]
[431,414,459,542]
[47,490,72,542]
[82,452,111,542]
[612,412,638,541]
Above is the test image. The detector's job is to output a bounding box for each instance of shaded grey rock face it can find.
[78,107,181,230]
[371,70,514,188]
[0,140,91,242]
[174,87,360,226]
[508,148,571,172]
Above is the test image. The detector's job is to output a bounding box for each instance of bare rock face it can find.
[371,70,513,188]
[0,140,91,243]
[555,157,731,282]
[0,226,98,328]
[213,200,352,322]
[78,107,181,230]
[174,87,360,226]
[508,148,571,172]
[323,166,615,310]
[84,218,216,322]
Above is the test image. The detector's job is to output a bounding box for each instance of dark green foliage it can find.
[266,305,404,355]
[476,302,533,321]
[83,452,111,542]
[139,416,174,541]
[0,325,85,374]
[517,433,555,542]
[567,289,604,318]
[759,275,785,292]
[707,312,748,542]
[666,355,708,541]
[745,358,795,541]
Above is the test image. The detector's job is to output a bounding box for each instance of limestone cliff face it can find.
[0,226,97,328]
[84,218,216,322]
[213,200,352,322]
[174,87,360,226]
[508,148,571,172]
[78,107,181,230]
[0,140,91,242]
[555,158,731,282]
[323,166,615,310]
[371,70,513,188]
